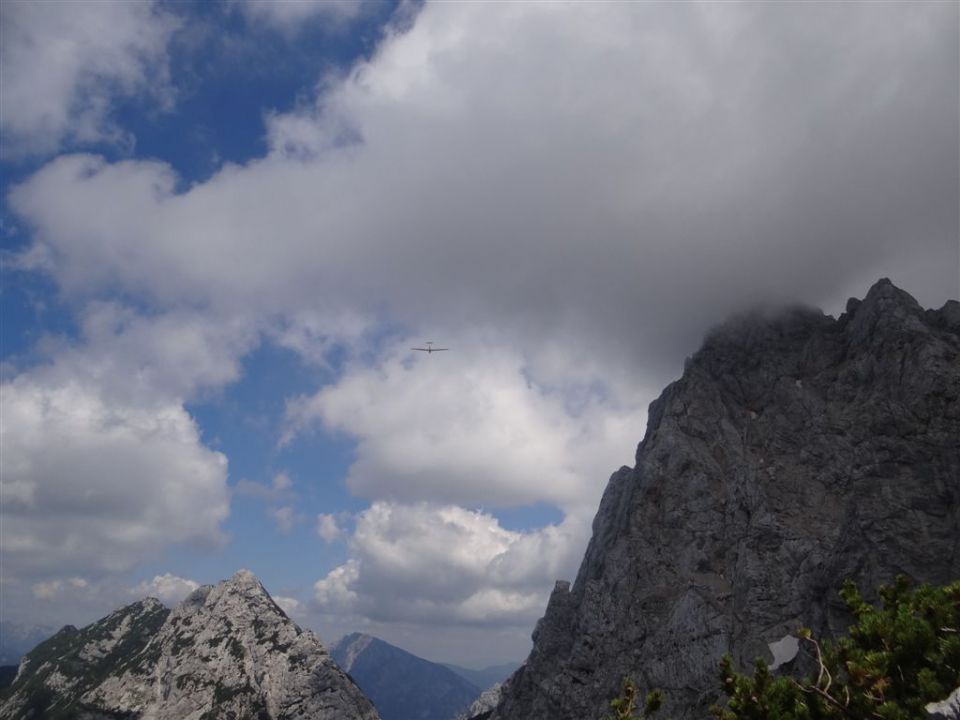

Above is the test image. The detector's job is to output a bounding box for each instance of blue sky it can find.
[1,0,957,667]
[1,0,398,610]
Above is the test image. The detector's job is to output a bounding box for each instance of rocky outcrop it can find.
[492,279,960,719]
[927,686,960,720]
[0,570,379,720]
[455,682,502,720]
[332,633,480,720]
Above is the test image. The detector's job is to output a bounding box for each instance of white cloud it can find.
[316,513,343,543]
[1,373,229,579]
[129,573,200,605]
[286,337,645,512]
[269,506,301,534]
[274,595,303,618]
[314,559,359,609]
[8,2,956,381]
[0,303,242,625]
[267,308,375,368]
[0,0,180,157]
[31,580,63,600]
[68,303,257,403]
[0,302,246,589]
[313,502,588,627]
[236,472,297,502]
[30,577,91,600]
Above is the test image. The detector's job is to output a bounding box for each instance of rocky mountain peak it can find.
[843,277,927,347]
[138,596,166,612]
[226,567,263,589]
[492,279,960,720]
[1,570,379,720]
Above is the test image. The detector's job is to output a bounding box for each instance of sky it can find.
[0,0,957,668]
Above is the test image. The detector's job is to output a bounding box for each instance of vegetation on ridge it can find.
[606,577,960,719]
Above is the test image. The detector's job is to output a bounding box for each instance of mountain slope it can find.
[491,279,960,719]
[0,598,168,719]
[0,570,379,720]
[333,633,480,720]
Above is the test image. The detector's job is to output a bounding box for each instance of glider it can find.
[411,341,449,354]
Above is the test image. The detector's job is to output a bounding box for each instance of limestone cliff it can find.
[492,279,960,719]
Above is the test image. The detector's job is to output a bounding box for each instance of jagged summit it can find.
[137,596,166,611]
[492,279,960,720]
[227,566,262,587]
[1,571,379,720]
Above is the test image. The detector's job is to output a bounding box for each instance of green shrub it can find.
[604,677,664,720]
[605,577,960,719]
[712,577,960,719]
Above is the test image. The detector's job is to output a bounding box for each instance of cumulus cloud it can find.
[0,0,180,157]
[31,578,88,600]
[129,573,200,605]
[58,303,256,404]
[0,305,237,584]
[274,595,303,618]
[314,502,587,627]
[8,2,956,380]
[1,374,230,579]
[286,337,644,512]
[316,513,343,543]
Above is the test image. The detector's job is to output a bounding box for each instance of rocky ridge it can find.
[0,570,379,720]
[491,279,960,719]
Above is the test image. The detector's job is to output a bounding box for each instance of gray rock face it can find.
[927,686,960,720]
[492,279,960,720]
[0,570,379,720]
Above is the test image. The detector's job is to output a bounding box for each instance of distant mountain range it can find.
[0,570,378,720]
[0,622,53,666]
[333,632,494,720]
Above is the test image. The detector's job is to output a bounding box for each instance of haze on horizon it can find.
[0,0,957,667]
